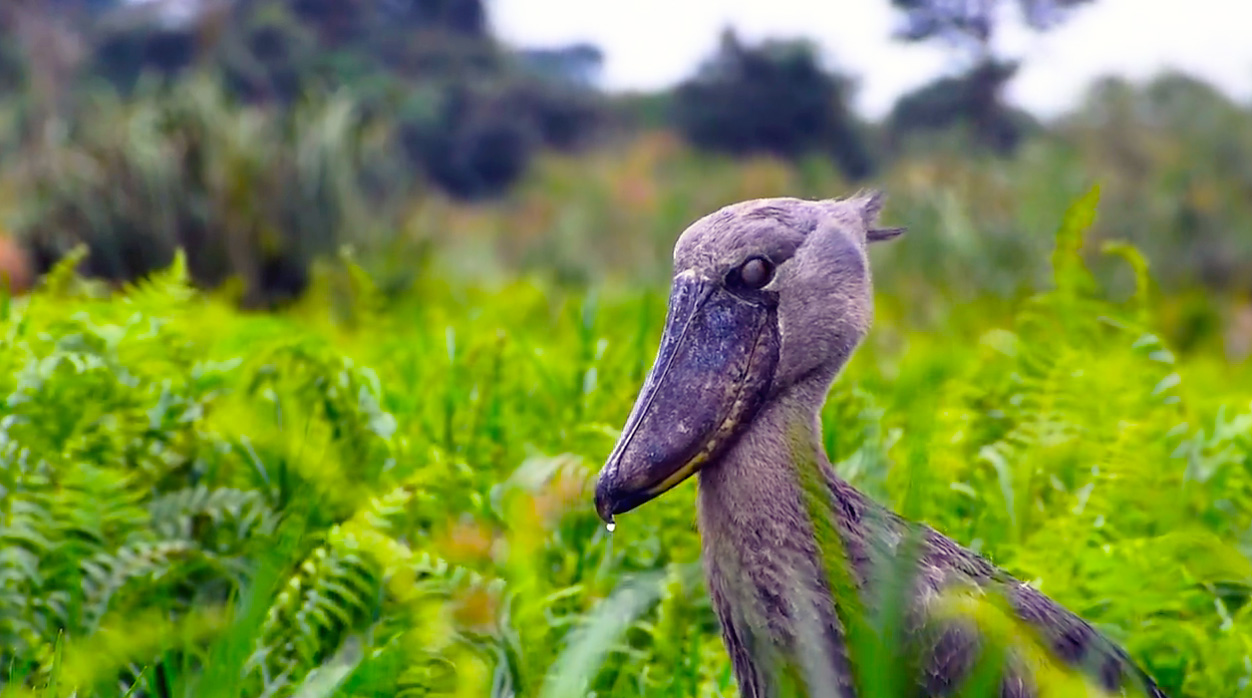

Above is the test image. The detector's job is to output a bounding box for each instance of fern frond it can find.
[82,540,204,630]
[148,485,277,544]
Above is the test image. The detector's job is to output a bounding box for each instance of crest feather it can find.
[848,189,905,244]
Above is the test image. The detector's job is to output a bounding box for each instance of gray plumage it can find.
[594,193,1167,698]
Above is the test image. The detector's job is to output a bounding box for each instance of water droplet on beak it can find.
[606,519,616,533]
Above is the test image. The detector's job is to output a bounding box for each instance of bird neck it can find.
[697,369,837,508]
[697,381,829,532]
[696,376,857,693]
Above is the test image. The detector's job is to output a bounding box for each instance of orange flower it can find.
[451,584,499,632]
[438,518,495,564]
[531,461,591,525]
[0,233,33,295]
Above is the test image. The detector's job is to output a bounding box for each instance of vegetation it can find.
[670,30,874,179]
[889,0,1096,53]
[0,2,1250,696]
[1,1,1249,314]
[883,0,1097,157]
[1,185,1250,697]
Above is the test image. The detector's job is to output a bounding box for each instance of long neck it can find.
[697,375,835,536]
[697,377,860,695]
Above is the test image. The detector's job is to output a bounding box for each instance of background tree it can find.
[885,58,1039,155]
[886,0,1094,154]
[671,30,875,180]
[892,0,1095,57]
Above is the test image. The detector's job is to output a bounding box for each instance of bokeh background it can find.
[1,1,1251,697]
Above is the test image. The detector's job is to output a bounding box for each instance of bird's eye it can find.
[736,257,774,289]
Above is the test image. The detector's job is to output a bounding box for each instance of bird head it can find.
[594,191,903,523]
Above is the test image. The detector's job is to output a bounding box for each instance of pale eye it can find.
[737,257,774,289]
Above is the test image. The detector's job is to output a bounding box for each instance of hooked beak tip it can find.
[594,470,616,524]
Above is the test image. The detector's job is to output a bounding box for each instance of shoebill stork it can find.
[593,193,1167,698]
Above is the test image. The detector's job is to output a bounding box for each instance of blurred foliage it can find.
[0,3,1248,696]
[2,0,608,208]
[0,39,24,94]
[887,0,1094,156]
[0,66,1247,352]
[400,80,606,201]
[396,71,1252,357]
[0,192,1249,697]
[671,30,875,180]
[1057,73,1252,294]
[890,0,1095,50]
[14,76,392,307]
[885,58,1039,155]
[0,0,1246,319]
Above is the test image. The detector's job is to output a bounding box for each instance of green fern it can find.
[1,186,1250,697]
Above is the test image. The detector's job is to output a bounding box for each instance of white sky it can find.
[490,0,1252,119]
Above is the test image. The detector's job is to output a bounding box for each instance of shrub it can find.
[398,84,536,201]
[16,76,393,307]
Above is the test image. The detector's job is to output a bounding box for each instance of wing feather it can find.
[823,469,1168,697]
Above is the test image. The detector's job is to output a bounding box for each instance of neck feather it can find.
[697,375,833,526]
[696,376,857,692]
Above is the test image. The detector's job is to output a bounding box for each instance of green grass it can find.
[1,191,1251,698]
